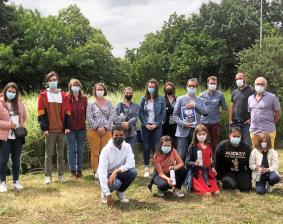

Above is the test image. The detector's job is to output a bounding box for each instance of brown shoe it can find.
[71,170,76,177]
[76,170,83,178]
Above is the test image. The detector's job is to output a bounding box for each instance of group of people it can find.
[0,71,281,207]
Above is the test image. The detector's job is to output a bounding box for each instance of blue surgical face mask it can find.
[230,137,241,145]
[187,87,196,95]
[6,91,16,100]
[48,81,58,89]
[161,146,171,154]
[71,86,80,93]
[148,87,155,94]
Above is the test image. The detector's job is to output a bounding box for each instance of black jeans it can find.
[0,138,23,182]
[153,167,188,191]
[221,171,252,192]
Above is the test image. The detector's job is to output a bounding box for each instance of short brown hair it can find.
[192,124,210,146]
[68,79,84,97]
[164,81,176,95]
[45,71,59,83]
[187,78,198,86]
[207,76,218,82]
[93,83,107,97]
[257,133,272,150]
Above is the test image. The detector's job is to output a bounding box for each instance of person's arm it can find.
[274,111,281,123]
[156,96,166,126]
[19,100,27,125]
[64,94,71,131]
[115,103,122,116]
[220,93,228,112]
[172,150,184,170]
[128,104,139,128]
[215,142,224,180]
[139,97,147,126]
[229,102,234,124]
[37,94,48,132]
[272,96,281,122]
[249,150,257,171]
[0,103,13,130]
[97,150,111,197]
[195,97,208,116]
[185,145,197,168]
[119,144,135,172]
[107,102,115,130]
[86,103,98,130]
[172,97,185,127]
[269,150,279,172]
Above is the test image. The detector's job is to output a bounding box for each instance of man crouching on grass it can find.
[97,125,137,207]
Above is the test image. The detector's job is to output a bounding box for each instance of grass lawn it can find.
[0,151,283,224]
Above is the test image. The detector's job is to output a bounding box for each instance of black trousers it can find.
[153,167,187,191]
[221,171,252,192]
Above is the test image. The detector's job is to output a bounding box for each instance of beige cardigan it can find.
[249,148,279,181]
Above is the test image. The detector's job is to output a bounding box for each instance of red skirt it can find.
[192,170,219,195]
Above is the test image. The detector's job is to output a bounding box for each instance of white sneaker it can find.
[13,181,24,190]
[44,176,52,185]
[0,182,7,193]
[58,175,67,182]
[267,184,273,193]
[101,192,107,204]
[172,189,185,198]
[117,191,129,203]
[144,167,150,178]
[157,189,165,197]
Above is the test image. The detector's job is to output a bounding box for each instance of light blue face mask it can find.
[148,87,155,94]
[230,137,241,145]
[48,81,58,89]
[161,146,171,154]
[71,86,80,93]
[187,87,196,95]
[6,91,16,100]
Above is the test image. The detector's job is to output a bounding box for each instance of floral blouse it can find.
[86,100,115,131]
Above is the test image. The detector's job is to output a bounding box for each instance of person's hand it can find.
[65,129,70,134]
[212,168,217,175]
[186,102,195,109]
[146,124,152,130]
[150,124,157,130]
[97,127,106,136]
[43,131,49,136]
[244,119,251,124]
[169,166,175,171]
[11,122,17,129]
[255,166,262,171]
[107,172,117,187]
[262,168,270,174]
[183,122,192,128]
[107,195,114,208]
[166,177,174,187]
[121,122,129,129]
[194,160,200,166]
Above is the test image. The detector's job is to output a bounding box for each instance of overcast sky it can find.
[9,0,220,57]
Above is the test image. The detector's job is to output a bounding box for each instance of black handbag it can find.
[14,127,28,138]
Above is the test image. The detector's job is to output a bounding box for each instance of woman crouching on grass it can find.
[148,136,187,198]
[249,133,280,194]
[0,82,27,193]
[185,124,219,195]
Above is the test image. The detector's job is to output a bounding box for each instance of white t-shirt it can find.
[7,102,19,140]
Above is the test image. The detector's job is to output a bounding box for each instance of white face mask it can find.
[208,84,217,91]
[187,87,196,95]
[255,85,265,94]
[197,134,207,143]
[96,90,104,97]
[236,79,244,88]
[71,86,80,93]
[261,142,267,149]
[161,146,171,154]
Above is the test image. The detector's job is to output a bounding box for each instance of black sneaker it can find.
[76,170,83,178]
[71,170,76,177]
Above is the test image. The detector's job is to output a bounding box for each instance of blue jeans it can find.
[177,128,194,161]
[66,130,86,171]
[125,135,137,155]
[256,171,281,194]
[109,168,137,192]
[141,125,162,166]
[0,138,23,182]
[241,124,252,146]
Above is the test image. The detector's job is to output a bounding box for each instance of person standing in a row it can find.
[173,78,208,161]
[87,83,114,178]
[38,71,71,185]
[66,79,88,178]
[162,82,177,148]
[139,79,166,177]
[229,72,255,146]
[0,82,27,192]
[115,87,139,155]
[200,76,227,160]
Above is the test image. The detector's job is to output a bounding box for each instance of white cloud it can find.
[8,0,220,57]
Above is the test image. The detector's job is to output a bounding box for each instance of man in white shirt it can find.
[97,125,137,206]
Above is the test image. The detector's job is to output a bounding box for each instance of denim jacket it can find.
[139,96,166,127]
[173,95,208,138]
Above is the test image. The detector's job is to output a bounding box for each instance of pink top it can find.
[0,97,27,141]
